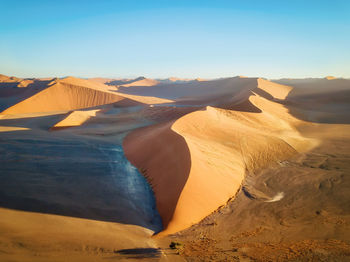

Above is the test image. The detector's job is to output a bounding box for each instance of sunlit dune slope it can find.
[124,78,316,235]
[1,77,125,114]
[51,109,101,130]
[0,207,155,262]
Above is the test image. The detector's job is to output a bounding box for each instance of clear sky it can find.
[1,0,349,79]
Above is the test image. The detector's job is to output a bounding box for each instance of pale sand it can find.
[0,207,156,262]
[113,92,173,105]
[51,109,101,130]
[0,126,30,132]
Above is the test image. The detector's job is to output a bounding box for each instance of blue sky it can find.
[1,0,349,79]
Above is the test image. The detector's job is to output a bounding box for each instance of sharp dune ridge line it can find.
[1,78,122,114]
[124,78,317,235]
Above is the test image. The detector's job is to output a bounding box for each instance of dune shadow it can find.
[0,113,67,130]
[112,248,161,259]
[123,121,192,232]
[284,88,350,124]
[216,94,262,113]
[0,113,163,232]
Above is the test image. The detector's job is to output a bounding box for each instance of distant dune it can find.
[1,77,125,114]
[274,77,350,96]
[121,77,159,87]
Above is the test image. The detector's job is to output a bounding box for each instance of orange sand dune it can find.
[257,78,292,100]
[124,78,316,235]
[0,207,156,262]
[1,77,125,115]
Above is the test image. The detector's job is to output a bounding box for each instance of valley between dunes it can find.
[0,74,349,261]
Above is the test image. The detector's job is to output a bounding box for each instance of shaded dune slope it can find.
[123,122,191,229]
[124,78,315,235]
[276,78,350,124]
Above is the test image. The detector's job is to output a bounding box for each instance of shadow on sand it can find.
[113,248,161,259]
[0,113,163,232]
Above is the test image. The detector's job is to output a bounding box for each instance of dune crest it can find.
[124,78,316,235]
[257,78,292,100]
[0,78,125,114]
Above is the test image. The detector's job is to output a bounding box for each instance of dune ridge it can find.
[124,78,316,235]
[0,78,125,115]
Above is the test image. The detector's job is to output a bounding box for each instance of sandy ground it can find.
[0,75,349,261]
[0,207,159,262]
[158,123,350,261]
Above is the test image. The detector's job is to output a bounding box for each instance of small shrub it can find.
[169,241,183,250]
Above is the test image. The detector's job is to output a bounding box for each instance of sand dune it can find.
[121,77,159,87]
[117,77,258,102]
[160,77,194,83]
[0,74,21,83]
[0,77,125,114]
[88,77,116,84]
[0,75,174,114]
[0,207,156,262]
[124,78,315,235]
[256,78,292,100]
